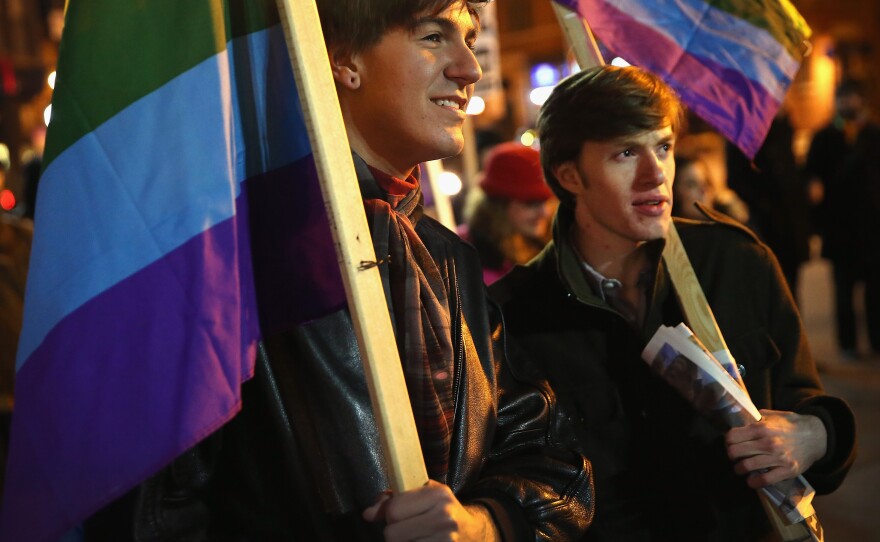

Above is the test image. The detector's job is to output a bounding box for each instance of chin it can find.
[426,141,464,162]
[654,224,672,240]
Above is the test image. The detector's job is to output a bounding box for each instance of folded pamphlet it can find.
[642,324,821,539]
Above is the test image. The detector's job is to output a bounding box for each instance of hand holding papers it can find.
[643,324,823,542]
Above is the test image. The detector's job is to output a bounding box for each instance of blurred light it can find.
[48,70,57,89]
[437,170,463,196]
[44,104,52,126]
[611,57,631,67]
[531,62,560,88]
[0,189,15,211]
[529,86,554,106]
[0,143,9,170]
[466,95,485,115]
[520,129,537,147]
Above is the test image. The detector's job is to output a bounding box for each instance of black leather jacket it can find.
[105,157,593,542]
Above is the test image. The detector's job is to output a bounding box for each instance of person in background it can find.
[461,141,556,283]
[673,153,752,229]
[805,79,880,359]
[727,113,810,302]
[671,154,714,221]
[492,65,856,541]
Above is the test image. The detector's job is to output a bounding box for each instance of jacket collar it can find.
[544,204,672,333]
[353,152,386,200]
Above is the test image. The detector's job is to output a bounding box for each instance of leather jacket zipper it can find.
[451,268,464,427]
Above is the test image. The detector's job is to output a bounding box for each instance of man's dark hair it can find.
[537,65,685,208]
[316,0,487,55]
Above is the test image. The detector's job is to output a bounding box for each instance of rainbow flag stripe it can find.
[555,0,811,158]
[0,1,344,539]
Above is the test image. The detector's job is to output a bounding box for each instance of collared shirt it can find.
[569,237,654,327]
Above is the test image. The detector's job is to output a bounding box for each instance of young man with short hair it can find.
[86,1,594,540]
[492,65,855,541]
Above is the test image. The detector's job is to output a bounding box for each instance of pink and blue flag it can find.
[554,0,811,158]
[0,1,344,540]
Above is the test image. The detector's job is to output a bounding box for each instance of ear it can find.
[329,46,362,90]
[554,161,585,196]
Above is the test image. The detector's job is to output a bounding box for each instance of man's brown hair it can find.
[316,0,487,55]
[537,65,685,208]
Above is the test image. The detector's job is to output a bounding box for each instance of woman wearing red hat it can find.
[461,142,556,284]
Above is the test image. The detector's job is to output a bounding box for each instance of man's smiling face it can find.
[344,1,481,175]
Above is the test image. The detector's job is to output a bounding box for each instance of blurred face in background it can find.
[674,160,713,220]
[506,199,555,241]
[836,91,866,122]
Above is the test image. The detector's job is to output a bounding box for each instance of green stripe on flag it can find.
[46,0,279,167]
[710,0,810,60]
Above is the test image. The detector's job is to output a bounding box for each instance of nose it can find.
[637,152,667,187]
[539,201,553,217]
[446,41,482,88]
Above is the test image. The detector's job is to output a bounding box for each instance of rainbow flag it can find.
[554,0,811,158]
[0,1,344,539]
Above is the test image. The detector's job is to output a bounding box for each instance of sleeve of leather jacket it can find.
[757,241,857,494]
[458,302,595,542]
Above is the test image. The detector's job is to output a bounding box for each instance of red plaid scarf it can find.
[363,167,456,483]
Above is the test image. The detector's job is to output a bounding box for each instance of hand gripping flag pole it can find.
[550,3,818,541]
[275,0,429,493]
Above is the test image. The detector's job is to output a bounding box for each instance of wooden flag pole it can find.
[275,0,429,493]
[551,2,604,68]
[550,3,812,541]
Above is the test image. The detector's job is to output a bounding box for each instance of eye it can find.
[466,39,478,52]
[423,32,442,43]
[657,143,672,158]
[620,149,634,158]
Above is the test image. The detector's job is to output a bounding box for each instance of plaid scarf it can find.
[362,169,456,483]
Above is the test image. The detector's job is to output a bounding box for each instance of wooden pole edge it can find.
[551,2,604,69]
[276,0,428,492]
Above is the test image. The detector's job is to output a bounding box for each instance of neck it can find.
[339,99,416,179]
[571,226,650,284]
[570,226,653,326]
[349,136,415,179]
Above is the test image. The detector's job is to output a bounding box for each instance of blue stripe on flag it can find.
[586,0,798,102]
[1,20,340,541]
[18,25,310,369]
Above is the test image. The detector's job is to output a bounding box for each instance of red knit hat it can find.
[479,142,553,202]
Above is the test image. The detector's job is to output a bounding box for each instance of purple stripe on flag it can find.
[0,151,347,540]
[247,154,346,334]
[0,193,259,541]
[577,0,779,157]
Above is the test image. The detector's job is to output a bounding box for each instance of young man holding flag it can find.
[491,65,856,541]
[84,1,593,540]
